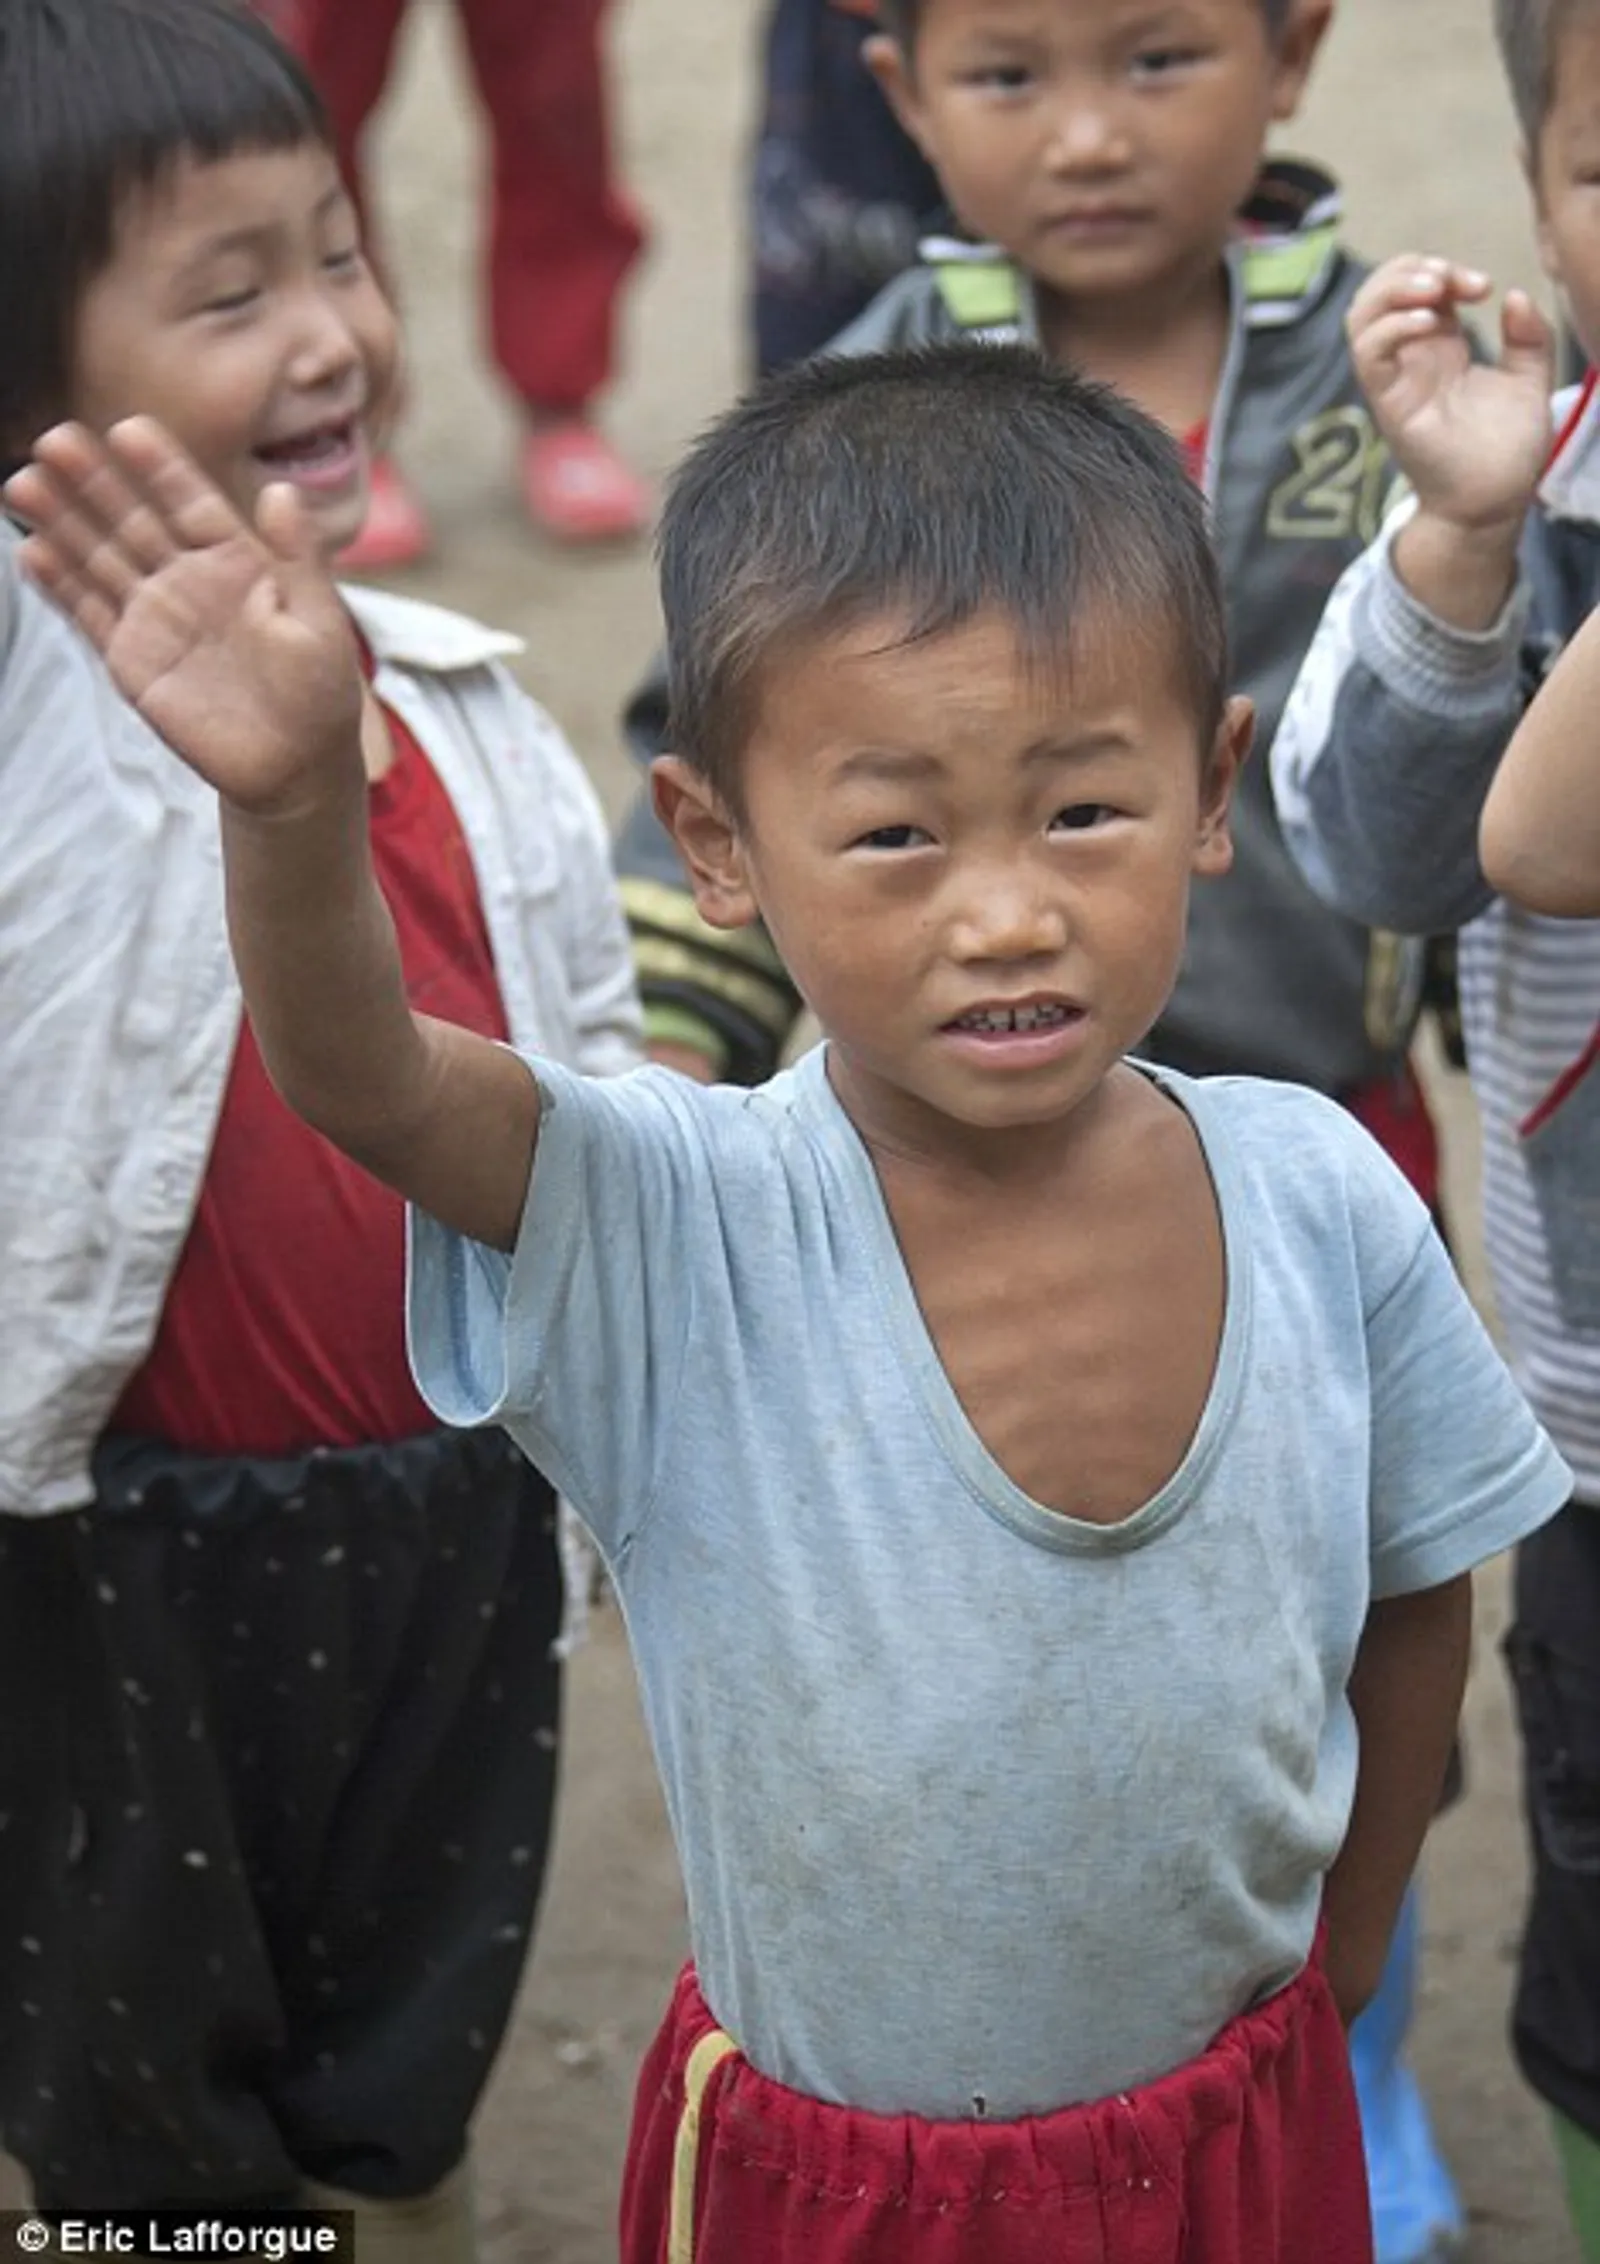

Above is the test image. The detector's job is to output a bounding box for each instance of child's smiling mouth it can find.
[253,415,364,488]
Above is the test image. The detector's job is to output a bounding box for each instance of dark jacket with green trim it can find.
[615,161,1426,1088]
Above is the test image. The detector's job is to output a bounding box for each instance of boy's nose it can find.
[951,876,1069,963]
[1042,91,1132,174]
[289,293,364,387]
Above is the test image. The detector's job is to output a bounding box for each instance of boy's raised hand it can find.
[8,416,542,1255]
[1348,257,1555,539]
[5,418,361,813]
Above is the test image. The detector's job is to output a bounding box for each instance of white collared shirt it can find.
[0,532,640,1513]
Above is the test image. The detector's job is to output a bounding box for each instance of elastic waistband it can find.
[657,1946,1331,2212]
[91,1423,536,1527]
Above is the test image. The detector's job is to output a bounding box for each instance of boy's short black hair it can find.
[876,0,1297,49]
[659,344,1230,810]
[0,0,329,470]
[1494,0,1600,144]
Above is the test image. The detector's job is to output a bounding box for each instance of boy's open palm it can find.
[5,419,360,813]
[1348,258,1554,535]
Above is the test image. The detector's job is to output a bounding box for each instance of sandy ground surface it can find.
[4,3,1584,2259]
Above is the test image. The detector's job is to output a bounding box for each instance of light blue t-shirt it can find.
[409,1048,1567,2118]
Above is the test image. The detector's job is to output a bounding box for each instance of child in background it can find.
[284,0,649,560]
[1270,2,1600,2248]
[10,341,1568,2264]
[618,0,1434,1129]
[614,8,1465,2247]
[0,1,638,2251]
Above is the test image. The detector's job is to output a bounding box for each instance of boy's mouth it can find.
[947,1000,1081,1034]
[254,417,364,487]
[1044,206,1148,240]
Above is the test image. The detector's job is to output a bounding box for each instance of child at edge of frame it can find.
[6,340,1571,2264]
[1271,3,1600,2252]
[0,1,640,2254]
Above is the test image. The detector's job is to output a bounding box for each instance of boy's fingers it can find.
[10,480,148,609]
[255,478,321,569]
[1355,307,1454,378]
[1,460,57,531]
[63,460,178,576]
[1349,260,1448,329]
[1500,287,1556,368]
[1349,259,1490,337]
[105,417,252,552]
[255,483,356,647]
[13,437,179,582]
[28,421,162,524]
[19,543,121,652]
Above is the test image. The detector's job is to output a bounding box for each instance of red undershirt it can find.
[113,665,509,1455]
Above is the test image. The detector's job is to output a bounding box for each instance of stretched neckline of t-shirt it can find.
[791,1047,1254,1559]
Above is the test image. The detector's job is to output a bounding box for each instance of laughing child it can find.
[0,2,637,2249]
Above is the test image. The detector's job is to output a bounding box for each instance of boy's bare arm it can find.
[1480,599,1600,914]
[4,419,539,1251]
[1320,1575,1472,2024]
[1348,258,1553,631]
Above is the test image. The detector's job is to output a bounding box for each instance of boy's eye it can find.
[1129,46,1203,81]
[854,823,932,850]
[324,245,363,273]
[1050,803,1114,832]
[965,61,1033,92]
[201,286,261,315]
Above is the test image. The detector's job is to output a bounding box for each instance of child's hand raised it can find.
[4,419,362,816]
[1348,257,1555,540]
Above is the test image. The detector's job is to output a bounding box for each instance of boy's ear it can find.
[1193,696,1254,878]
[651,757,761,930]
[862,34,929,155]
[1268,1,1335,123]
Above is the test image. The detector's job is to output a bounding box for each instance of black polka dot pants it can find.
[0,1427,563,2210]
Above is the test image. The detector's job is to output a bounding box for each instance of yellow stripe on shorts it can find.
[667,2027,739,2264]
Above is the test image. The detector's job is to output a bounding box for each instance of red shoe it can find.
[337,455,431,573]
[520,420,652,543]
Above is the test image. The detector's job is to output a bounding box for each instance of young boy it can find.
[614,9,1464,2244]
[10,343,1568,2264]
[1270,4,1600,2249]
[0,0,638,2247]
[619,0,1440,1143]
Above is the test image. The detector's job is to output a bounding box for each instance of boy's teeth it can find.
[959,1004,1068,1032]
[260,426,347,464]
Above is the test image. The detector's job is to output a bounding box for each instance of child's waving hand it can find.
[1348,259,1556,632]
[1348,258,1555,536]
[5,417,540,1256]
[5,418,362,817]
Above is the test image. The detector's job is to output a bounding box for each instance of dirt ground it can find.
[3,3,1581,2258]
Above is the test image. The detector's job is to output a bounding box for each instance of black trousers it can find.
[1508,1499,1600,2144]
[0,1427,563,2210]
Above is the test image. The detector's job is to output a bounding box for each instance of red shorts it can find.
[621,1953,1372,2264]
